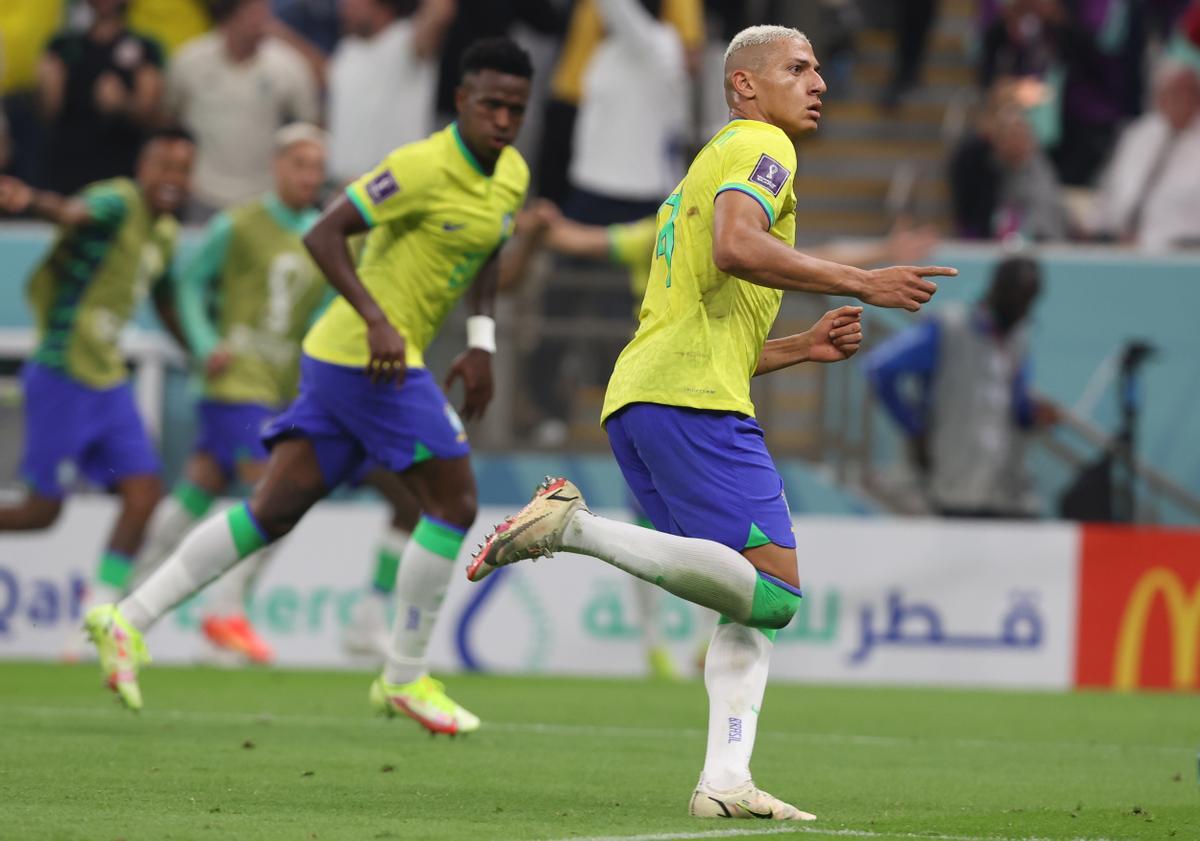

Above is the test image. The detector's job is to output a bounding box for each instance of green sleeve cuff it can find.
[715,182,777,226]
[346,184,377,227]
[175,212,231,358]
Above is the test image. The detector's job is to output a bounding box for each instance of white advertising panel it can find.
[0,501,1079,689]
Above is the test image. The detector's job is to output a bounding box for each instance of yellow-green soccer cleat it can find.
[689,781,817,821]
[369,674,481,736]
[647,645,681,681]
[467,477,588,582]
[83,604,150,711]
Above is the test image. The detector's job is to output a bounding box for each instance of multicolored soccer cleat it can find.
[201,613,274,664]
[369,674,481,735]
[647,645,681,681]
[688,781,817,821]
[467,477,588,582]
[83,604,150,711]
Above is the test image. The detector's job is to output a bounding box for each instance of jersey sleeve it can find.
[345,145,435,228]
[713,130,797,228]
[80,182,130,232]
[608,217,658,269]
[175,211,232,359]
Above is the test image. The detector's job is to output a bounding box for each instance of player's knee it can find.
[745,576,802,630]
[23,496,63,530]
[427,489,476,532]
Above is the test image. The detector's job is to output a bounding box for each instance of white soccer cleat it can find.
[341,595,391,662]
[688,781,817,821]
[466,477,588,582]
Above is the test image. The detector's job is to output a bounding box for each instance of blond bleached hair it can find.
[723,25,809,66]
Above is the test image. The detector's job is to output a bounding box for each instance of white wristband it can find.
[466,315,496,353]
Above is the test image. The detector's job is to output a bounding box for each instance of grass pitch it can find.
[0,663,1196,841]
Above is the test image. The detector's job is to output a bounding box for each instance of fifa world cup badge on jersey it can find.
[750,154,790,196]
[366,171,400,204]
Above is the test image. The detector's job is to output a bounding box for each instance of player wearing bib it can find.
[0,130,195,628]
[130,124,330,665]
[471,26,956,821]
[86,39,535,732]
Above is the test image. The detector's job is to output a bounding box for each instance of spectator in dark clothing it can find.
[37,0,165,195]
[882,0,938,109]
[1051,0,1148,186]
[978,0,1062,89]
[950,95,1067,241]
[272,0,341,54]
[434,0,563,119]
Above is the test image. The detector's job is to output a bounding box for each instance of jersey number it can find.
[264,254,310,334]
[656,191,682,288]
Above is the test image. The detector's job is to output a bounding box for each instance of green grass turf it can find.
[0,663,1196,841]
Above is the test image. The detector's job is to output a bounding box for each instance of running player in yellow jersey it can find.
[84,39,533,732]
[470,26,956,820]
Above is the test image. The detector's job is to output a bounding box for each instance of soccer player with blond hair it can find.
[470,25,956,820]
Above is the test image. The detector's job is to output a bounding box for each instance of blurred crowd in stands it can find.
[0,0,1197,244]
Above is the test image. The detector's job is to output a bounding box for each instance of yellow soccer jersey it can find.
[608,216,657,304]
[303,124,529,369]
[601,119,797,422]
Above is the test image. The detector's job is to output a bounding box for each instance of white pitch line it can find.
[532,827,1128,841]
[3,705,1188,757]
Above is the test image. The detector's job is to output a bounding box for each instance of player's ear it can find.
[454,83,469,116]
[731,68,756,101]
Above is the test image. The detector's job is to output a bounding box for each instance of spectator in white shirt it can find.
[166,0,320,220]
[327,0,456,185]
[565,0,688,225]
[1094,62,1200,251]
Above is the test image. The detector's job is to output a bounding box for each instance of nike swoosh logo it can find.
[547,491,579,502]
[442,222,465,231]
[739,802,773,819]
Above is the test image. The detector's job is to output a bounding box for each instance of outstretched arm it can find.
[712,190,956,311]
[0,175,92,226]
[303,194,407,383]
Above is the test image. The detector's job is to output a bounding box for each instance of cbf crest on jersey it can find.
[750,154,790,197]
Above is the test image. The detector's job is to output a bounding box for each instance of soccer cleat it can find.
[201,614,274,664]
[467,477,588,582]
[369,674,481,735]
[647,645,680,681]
[83,604,150,711]
[688,781,817,821]
[341,595,390,662]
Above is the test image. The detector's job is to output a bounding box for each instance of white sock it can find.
[563,511,759,623]
[202,545,277,617]
[632,578,663,649]
[383,517,463,685]
[129,496,200,588]
[700,622,772,791]
[120,504,268,632]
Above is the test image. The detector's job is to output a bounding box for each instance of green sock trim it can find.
[372,547,401,593]
[96,551,133,589]
[746,577,801,630]
[744,522,772,550]
[173,481,214,518]
[226,503,269,558]
[413,441,434,464]
[412,516,465,560]
[718,613,778,641]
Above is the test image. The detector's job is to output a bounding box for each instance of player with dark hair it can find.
[128,123,331,664]
[0,128,194,649]
[84,38,534,733]
[469,26,955,820]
